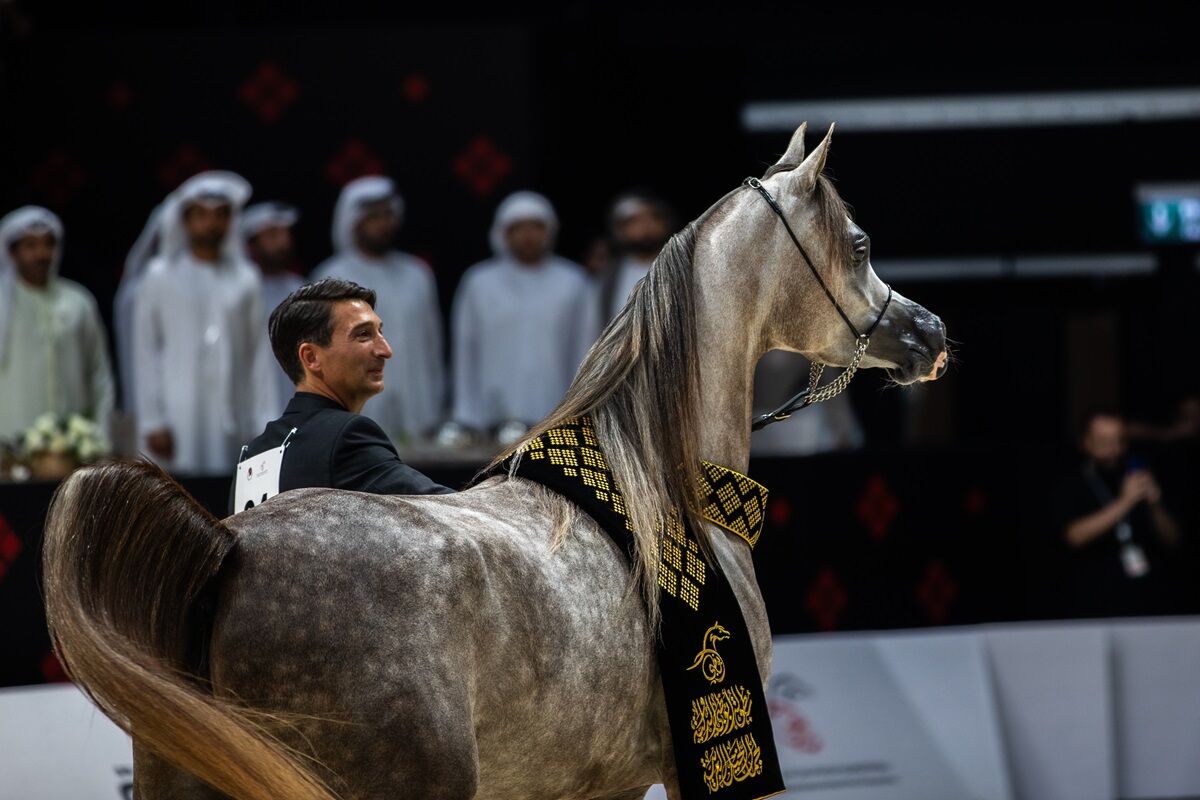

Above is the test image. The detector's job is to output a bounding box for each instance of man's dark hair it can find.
[268,279,377,385]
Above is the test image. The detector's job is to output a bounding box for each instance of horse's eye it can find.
[852,236,870,264]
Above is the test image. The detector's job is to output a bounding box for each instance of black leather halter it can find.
[743,176,893,431]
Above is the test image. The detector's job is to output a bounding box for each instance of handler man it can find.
[230,278,452,514]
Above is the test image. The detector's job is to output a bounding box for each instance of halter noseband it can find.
[743,176,893,431]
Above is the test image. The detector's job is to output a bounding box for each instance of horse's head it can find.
[710,122,947,385]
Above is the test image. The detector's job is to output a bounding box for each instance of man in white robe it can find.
[449,191,596,435]
[114,203,162,416]
[0,206,115,442]
[311,176,444,440]
[131,171,278,474]
[242,201,304,410]
[597,190,676,324]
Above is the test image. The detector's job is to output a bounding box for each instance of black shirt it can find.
[229,392,453,515]
[1051,459,1175,618]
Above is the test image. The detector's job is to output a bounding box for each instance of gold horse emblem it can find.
[687,622,730,684]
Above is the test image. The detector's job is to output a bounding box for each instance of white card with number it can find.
[234,444,285,513]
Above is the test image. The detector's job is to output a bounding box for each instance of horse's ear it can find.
[789,122,834,193]
[767,122,808,173]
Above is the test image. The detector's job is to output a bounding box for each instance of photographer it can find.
[1053,410,1183,617]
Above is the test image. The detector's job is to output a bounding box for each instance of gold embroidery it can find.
[512,420,779,794]
[656,514,704,610]
[699,462,768,549]
[547,427,579,447]
[659,565,677,595]
[691,684,754,744]
[664,539,683,570]
[700,732,764,793]
[518,419,768,548]
[687,622,730,684]
[515,419,771,611]
[679,576,700,610]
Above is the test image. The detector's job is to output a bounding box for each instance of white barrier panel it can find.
[1111,618,1200,799]
[0,683,132,800]
[9,619,1200,800]
[984,623,1115,800]
[768,630,1012,800]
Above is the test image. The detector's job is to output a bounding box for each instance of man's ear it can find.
[298,342,319,376]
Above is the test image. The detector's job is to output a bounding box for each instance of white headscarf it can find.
[157,171,253,261]
[331,176,404,256]
[113,204,164,413]
[0,205,65,365]
[240,201,299,241]
[488,190,558,258]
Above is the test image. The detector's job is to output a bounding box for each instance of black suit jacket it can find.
[230,392,453,514]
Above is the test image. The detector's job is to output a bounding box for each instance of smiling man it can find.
[230,278,451,514]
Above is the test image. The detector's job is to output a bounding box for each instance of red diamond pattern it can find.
[105,81,134,112]
[0,513,20,582]
[157,144,213,189]
[917,560,957,625]
[240,61,299,124]
[806,567,847,631]
[768,495,792,527]
[325,139,385,186]
[402,73,431,103]
[28,149,86,208]
[453,135,512,197]
[964,487,986,517]
[856,474,899,541]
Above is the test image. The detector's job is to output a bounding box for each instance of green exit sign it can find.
[1136,183,1200,244]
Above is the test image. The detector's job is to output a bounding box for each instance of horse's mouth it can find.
[888,349,948,385]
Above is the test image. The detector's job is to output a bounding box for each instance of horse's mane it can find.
[492,168,853,626]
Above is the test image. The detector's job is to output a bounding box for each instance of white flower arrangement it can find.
[21,412,109,463]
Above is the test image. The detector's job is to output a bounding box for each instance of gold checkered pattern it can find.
[521,418,770,611]
[698,462,768,549]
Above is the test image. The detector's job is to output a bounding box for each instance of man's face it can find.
[505,219,550,265]
[311,300,392,403]
[183,202,232,251]
[354,201,399,256]
[616,204,670,257]
[247,225,294,271]
[1083,415,1126,467]
[9,231,57,287]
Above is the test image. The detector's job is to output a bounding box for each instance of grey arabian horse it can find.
[43,123,947,800]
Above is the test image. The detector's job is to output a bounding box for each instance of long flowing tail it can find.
[42,460,336,800]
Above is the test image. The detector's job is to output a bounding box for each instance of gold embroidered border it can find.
[698,461,768,549]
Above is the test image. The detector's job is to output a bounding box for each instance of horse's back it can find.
[212,480,664,799]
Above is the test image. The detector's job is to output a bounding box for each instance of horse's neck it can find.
[692,251,774,668]
[692,244,762,476]
[696,342,756,474]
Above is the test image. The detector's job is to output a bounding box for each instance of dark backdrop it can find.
[1,2,1198,436]
[3,2,1200,687]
